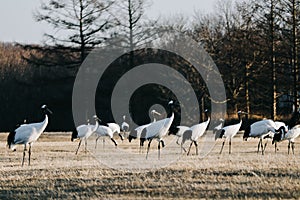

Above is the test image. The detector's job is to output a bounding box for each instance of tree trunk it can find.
[79,0,85,63]
[292,0,299,112]
[270,0,277,120]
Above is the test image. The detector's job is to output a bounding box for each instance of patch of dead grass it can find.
[0,132,299,199]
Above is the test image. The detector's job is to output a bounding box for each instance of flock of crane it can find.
[6,101,300,166]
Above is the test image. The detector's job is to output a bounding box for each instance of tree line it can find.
[0,0,299,130]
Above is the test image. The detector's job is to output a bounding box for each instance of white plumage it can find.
[213,119,224,134]
[216,111,246,154]
[95,124,118,149]
[121,115,130,132]
[7,105,52,166]
[144,101,175,159]
[107,122,123,141]
[182,110,210,155]
[243,119,286,154]
[273,124,300,154]
[72,115,99,154]
[283,125,300,143]
[274,121,289,133]
[174,125,191,144]
[128,109,162,152]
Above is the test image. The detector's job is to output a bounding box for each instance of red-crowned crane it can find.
[215,111,247,154]
[128,110,161,153]
[7,105,52,166]
[95,123,118,149]
[107,123,123,141]
[71,115,100,154]
[243,119,287,155]
[169,125,192,153]
[273,125,300,154]
[143,100,176,159]
[121,115,130,133]
[272,109,300,154]
[183,109,210,156]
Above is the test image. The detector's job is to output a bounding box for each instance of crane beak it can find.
[46,108,53,115]
[152,110,161,116]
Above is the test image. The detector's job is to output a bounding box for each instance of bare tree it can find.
[250,0,283,119]
[280,0,300,112]
[111,0,157,51]
[35,0,114,63]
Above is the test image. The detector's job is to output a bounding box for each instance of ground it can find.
[0,132,299,199]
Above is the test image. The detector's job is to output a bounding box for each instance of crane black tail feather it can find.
[7,130,16,149]
[71,129,78,142]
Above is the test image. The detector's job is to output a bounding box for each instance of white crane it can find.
[272,109,300,153]
[95,124,118,149]
[7,105,52,166]
[272,121,289,152]
[121,115,130,133]
[183,109,210,156]
[273,125,300,154]
[143,100,175,159]
[107,123,123,141]
[71,115,100,155]
[215,111,247,154]
[128,109,161,153]
[243,119,287,154]
[213,119,224,134]
[169,125,192,153]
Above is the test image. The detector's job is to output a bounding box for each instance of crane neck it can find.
[238,113,242,122]
[201,111,209,123]
[93,119,99,132]
[39,114,49,133]
[167,103,174,118]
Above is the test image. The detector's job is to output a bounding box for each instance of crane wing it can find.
[145,117,171,139]
[14,124,36,144]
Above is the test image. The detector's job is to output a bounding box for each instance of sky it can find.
[0,0,223,44]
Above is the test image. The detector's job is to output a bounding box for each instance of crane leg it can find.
[288,141,291,154]
[22,144,27,166]
[103,138,105,149]
[187,141,193,156]
[75,140,82,155]
[111,138,117,147]
[139,139,143,154]
[229,138,232,154]
[161,140,165,148]
[95,137,99,149]
[257,139,261,154]
[146,139,152,159]
[181,141,187,153]
[119,133,124,141]
[262,140,268,155]
[260,139,264,154]
[275,142,278,153]
[158,141,161,160]
[220,139,225,154]
[28,144,32,166]
[194,141,198,155]
[292,142,295,155]
[85,140,88,153]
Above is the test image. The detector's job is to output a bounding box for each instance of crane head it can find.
[92,115,100,121]
[151,110,161,116]
[168,100,174,105]
[41,105,53,114]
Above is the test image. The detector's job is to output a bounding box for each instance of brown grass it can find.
[0,132,299,199]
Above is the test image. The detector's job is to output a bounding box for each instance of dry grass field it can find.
[0,132,299,199]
